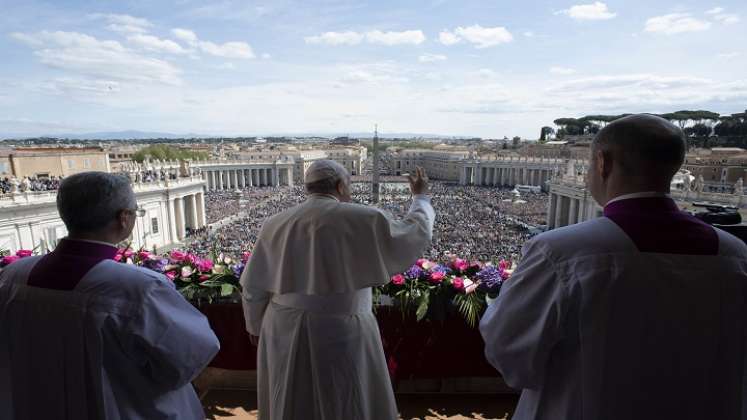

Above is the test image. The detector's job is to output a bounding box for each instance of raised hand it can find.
[407,166,429,195]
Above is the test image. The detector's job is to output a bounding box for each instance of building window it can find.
[68,160,75,169]
[0,162,7,173]
[84,158,91,169]
[151,218,159,234]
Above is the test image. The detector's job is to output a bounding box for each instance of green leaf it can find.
[415,291,430,321]
[220,284,235,297]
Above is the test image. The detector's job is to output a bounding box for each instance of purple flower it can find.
[404,265,425,280]
[476,266,503,295]
[143,257,168,273]
[232,263,245,277]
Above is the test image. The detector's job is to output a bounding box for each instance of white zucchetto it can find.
[304,160,349,184]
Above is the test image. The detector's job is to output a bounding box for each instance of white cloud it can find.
[438,30,461,45]
[706,7,724,15]
[10,31,181,85]
[557,2,617,20]
[474,68,499,79]
[305,30,426,46]
[171,28,254,58]
[365,30,426,45]
[172,28,198,43]
[418,53,447,63]
[550,66,577,75]
[304,31,363,45]
[91,13,152,34]
[198,40,254,59]
[261,53,271,59]
[523,31,535,37]
[645,13,711,35]
[717,52,741,59]
[439,25,513,48]
[542,74,747,110]
[339,62,409,84]
[713,13,740,25]
[127,34,188,54]
[215,62,236,70]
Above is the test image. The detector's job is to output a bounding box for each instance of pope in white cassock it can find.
[241,160,435,420]
[480,115,747,420]
[0,172,219,420]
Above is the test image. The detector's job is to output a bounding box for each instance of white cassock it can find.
[480,212,747,420]
[0,255,220,419]
[241,193,435,420]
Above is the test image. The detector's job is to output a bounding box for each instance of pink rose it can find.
[165,271,176,281]
[170,250,187,262]
[122,249,134,258]
[196,258,214,272]
[416,258,428,268]
[241,251,252,264]
[452,258,468,272]
[137,251,151,261]
[1,255,20,267]
[113,254,123,262]
[185,254,198,265]
[452,277,464,290]
[199,274,210,282]
[390,274,405,285]
[498,260,510,271]
[429,272,445,283]
[15,249,33,258]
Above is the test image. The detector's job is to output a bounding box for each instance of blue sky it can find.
[1,0,745,138]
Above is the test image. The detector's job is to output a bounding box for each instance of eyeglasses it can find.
[125,207,146,217]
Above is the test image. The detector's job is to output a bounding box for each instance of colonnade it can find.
[200,167,293,191]
[546,190,602,229]
[460,165,557,191]
[167,191,207,241]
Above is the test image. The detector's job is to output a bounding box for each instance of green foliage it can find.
[453,292,486,328]
[132,144,208,162]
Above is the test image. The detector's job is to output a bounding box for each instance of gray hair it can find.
[592,114,686,177]
[304,160,350,194]
[57,172,136,233]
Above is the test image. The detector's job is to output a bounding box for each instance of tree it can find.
[539,126,554,143]
[512,136,521,148]
[132,145,209,162]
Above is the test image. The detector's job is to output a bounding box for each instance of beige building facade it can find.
[5,147,111,178]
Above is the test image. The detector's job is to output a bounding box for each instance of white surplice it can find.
[241,194,435,420]
[480,216,747,420]
[0,257,220,420]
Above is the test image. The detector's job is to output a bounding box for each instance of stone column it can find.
[260,169,267,186]
[577,199,586,223]
[548,193,558,229]
[168,198,179,243]
[187,194,199,229]
[174,197,186,240]
[500,168,506,186]
[252,169,259,186]
[569,198,579,225]
[238,170,245,189]
[554,196,567,228]
[218,171,224,190]
[196,192,206,227]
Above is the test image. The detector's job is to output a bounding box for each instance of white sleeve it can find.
[127,278,220,389]
[240,285,272,336]
[376,194,436,275]
[479,238,570,390]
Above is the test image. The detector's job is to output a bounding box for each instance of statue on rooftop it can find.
[734,178,743,196]
[694,175,705,193]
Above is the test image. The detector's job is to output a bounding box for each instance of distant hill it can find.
[1,130,473,141]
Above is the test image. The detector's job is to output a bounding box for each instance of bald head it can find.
[587,114,687,205]
[592,114,686,179]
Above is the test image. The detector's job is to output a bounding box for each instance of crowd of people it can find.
[189,181,548,264]
[0,176,64,194]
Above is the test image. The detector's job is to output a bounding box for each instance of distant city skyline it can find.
[1,0,745,138]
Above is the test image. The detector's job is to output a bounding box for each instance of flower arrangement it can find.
[378,256,513,327]
[0,249,35,268]
[1,244,512,327]
[114,244,246,304]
